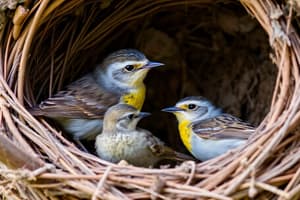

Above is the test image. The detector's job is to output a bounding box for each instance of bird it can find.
[30,49,163,148]
[162,96,256,161]
[95,104,193,167]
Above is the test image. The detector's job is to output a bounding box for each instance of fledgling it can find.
[30,49,163,147]
[162,96,255,161]
[96,104,193,167]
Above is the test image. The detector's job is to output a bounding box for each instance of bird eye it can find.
[127,114,135,120]
[124,65,135,72]
[187,104,197,110]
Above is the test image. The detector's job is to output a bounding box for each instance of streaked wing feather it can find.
[144,130,194,161]
[191,114,255,140]
[30,74,120,119]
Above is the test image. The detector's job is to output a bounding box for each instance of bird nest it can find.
[1,0,300,199]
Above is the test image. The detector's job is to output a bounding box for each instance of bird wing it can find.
[191,114,255,140]
[30,74,120,119]
[143,130,194,161]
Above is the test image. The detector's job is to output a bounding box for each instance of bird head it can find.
[103,103,151,132]
[162,96,222,123]
[98,49,163,90]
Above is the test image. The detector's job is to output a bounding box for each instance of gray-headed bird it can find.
[162,96,255,161]
[96,104,193,167]
[30,49,163,147]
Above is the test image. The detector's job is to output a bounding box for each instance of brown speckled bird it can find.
[96,104,193,167]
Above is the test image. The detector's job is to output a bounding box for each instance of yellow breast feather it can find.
[121,84,145,111]
[178,120,192,152]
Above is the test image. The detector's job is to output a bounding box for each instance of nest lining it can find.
[1,0,300,199]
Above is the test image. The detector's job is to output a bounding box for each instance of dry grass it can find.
[1,0,300,199]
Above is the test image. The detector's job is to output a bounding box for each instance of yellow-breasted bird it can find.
[30,49,163,147]
[162,96,256,161]
[95,104,193,167]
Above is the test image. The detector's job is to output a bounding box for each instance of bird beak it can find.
[142,61,164,69]
[138,112,151,119]
[161,106,184,113]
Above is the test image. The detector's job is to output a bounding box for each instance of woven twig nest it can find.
[1,0,300,199]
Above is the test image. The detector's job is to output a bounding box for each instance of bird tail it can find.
[161,146,195,162]
[172,150,195,162]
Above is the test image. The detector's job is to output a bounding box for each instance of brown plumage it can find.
[191,114,255,140]
[96,104,193,167]
[30,74,118,119]
[29,49,163,147]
